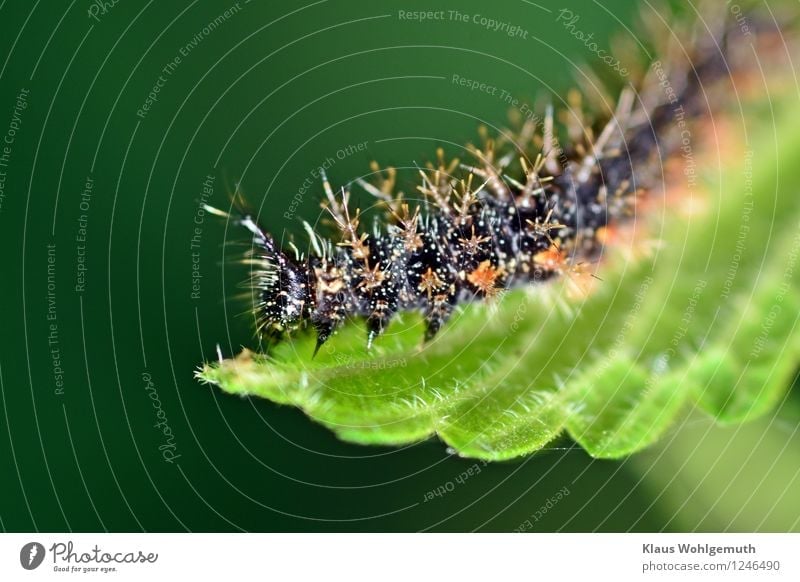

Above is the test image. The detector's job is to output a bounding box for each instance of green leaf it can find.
[198,98,800,461]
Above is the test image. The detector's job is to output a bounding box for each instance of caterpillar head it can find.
[235,214,310,343]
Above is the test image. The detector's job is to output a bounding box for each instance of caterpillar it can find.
[213,7,763,356]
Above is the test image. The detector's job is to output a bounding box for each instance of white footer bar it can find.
[1,533,797,581]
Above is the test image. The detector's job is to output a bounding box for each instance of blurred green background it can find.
[0,0,798,532]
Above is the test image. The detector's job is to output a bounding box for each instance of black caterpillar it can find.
[214,11,750,355]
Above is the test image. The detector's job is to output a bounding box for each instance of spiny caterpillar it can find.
[213,10,753,356]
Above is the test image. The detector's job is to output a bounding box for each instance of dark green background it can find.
[1,0,798,532]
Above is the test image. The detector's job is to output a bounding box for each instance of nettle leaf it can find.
[198,101,800,461]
